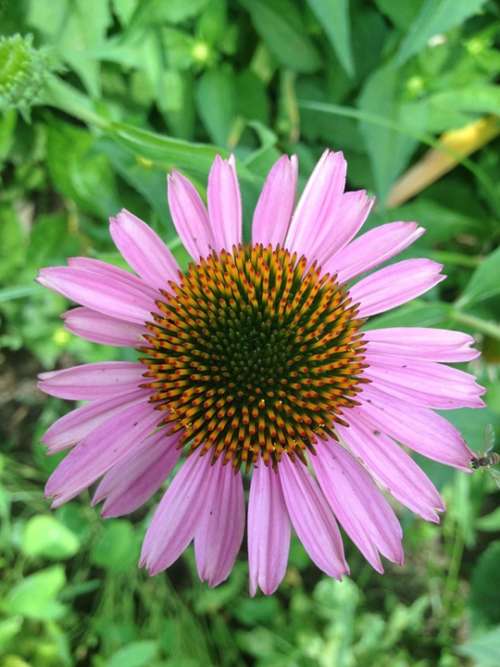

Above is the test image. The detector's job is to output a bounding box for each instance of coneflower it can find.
[37,150,485,594]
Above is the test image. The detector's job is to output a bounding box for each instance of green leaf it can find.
[97,138,175,234]
[235,70,270,126]
[43,75,105,127]
[242,122,280,174]
[29,0,112,96]
[0,616,23,651]
[0,109,16,163]
[457,247,500,309]
[357,64,425,201]
[62,0,112,96]
[477,508,500,532]
[458,627,500,667]
[105,120,261,201]
[162,28,197,70]
[4,566,66,620]
[22,515,80,560]
[374,0,422,30]
[27,0,69,37]
[194,568,246,615]
[0,206,26,283]
[107,641,158,667]
[395,0,488,65]
[27,213,81,267]
[112,0,139,27]
[159,70,196,140]
[387,199,481,244]
[240,0,321,73]
[195,67,237,146]
[46,121,121,218]
[470,542,500,627]
[233,597,281,625]
[107,120,224,179]
[363,300,452,330]
[306,0,354,77]
[56,504,93,542]
[90,520,140,572]
[351,8,388,81]
[129,0,208,26]
[424,85,500,133]
[297,79,361,149]
[198,0,228,46]
[160,0,209,22]
[444,409,500,455]
[158,69,185,113]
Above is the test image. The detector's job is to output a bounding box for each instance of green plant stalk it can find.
[449,310,500,341]
[44,76,261,189]
[298,99,500,211]
[426,250,482,269]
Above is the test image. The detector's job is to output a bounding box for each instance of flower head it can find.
[37,150,485,594]
[0,34,53,118]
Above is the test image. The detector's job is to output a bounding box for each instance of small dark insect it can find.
[471,425,500,487]
[471,452,500,469]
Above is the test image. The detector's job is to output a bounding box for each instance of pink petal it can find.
[248,461,291,596]
[311,440,404,573]
[349,259,445,317]
[45,401,159,507]
[109,210,180,290]
[42,388,150,452]
[140,454,213,575]
[364,356,485,409]
[364,327,479,362]
[252,155,298,247]
[207,155,242,252]
[285,150,346,258]
[37,267,157,325]
[167,171,214,260]
[194,459,245,587]
[38,361,145,400]
[324,222,425,283]
[67,257,159,301]
[337,421,444,522]
[278,455,348,579]
[63,307,147,347]
[93,430,182,518]
[315,190,374,266]
[357,385,474,470]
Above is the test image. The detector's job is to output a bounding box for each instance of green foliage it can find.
[90,520,141,573]
[107,640,159,667]
[459,627,500,667]
[0,33,53,117]
[22,515,80,560]
[4,566,67,621]
[306,0,354,77]
[470,542,500,627]
[240,0,321,74]
[395,0,488,65]
[457,247,500,309]
[1,0,500,665]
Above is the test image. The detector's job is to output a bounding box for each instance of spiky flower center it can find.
[140,244,367,469]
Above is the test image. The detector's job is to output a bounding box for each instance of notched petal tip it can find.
[35,272,47,287]
[36,267,58,289]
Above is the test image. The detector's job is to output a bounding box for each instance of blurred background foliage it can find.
[1,0,500,665]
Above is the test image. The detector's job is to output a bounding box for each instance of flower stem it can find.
[449,310,500,341]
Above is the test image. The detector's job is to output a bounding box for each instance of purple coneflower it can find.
[38,150,485,594]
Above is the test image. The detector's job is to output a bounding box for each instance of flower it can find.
[37,150,485,594]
